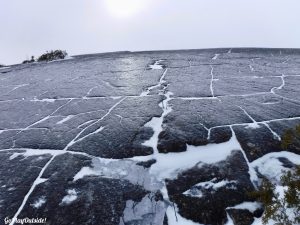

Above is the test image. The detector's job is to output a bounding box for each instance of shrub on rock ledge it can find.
[22,56,35,64]
[37,50,68,62]
[251,167,300,225]
[250,124,300,225]
[281,124,300,150]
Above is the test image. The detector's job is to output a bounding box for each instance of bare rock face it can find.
[227,208,264,225]
[0,48,300,225]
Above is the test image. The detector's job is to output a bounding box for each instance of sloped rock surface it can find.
[0,48,300,225]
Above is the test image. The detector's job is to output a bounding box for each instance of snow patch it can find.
[148,133,240,180]
[250,151,300,182]
[74,127,243,186]
[31,196,46,209]
[73,157,164,192]
[73,167,99,181]
[183,188,204,198]
[246,123,261,129]
[148,60,164,70]
[61,189,78,205]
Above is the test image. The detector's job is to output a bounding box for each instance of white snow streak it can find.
[56,115,74,125]
[210,65,215,98]
[63,97,126,151]
[212,54,220,60]
[9,155,56,225]
[183,178,237,198]
[238,106,260,129]
[227,201,262,213]
[262,122,281,141]
[140,69,168,96]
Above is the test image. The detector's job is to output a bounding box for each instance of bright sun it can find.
[104,0,148,18]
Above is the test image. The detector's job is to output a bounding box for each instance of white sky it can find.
[1,0,300,65]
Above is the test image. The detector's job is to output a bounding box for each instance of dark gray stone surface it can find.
[166,151,256,225]
[0,151,52,221]
[17,154,148,225]
[0,48,300,225]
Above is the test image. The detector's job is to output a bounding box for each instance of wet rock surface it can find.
[0,48,300,225]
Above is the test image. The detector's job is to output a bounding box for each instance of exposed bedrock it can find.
[1,48,300,225]
[166,151,257,225]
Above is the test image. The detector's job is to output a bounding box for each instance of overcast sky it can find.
[1,0,300,65]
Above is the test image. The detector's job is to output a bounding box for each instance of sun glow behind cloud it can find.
[104,0,150,18]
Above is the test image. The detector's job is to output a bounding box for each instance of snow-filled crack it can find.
[209,65,218,98]
[229,126,258,187]
[4,97,129,222]
[271,74,285,93]
[4,84,29,95]
[9,155,57,225]
[140,69,168,97]
[204,115,300,138]
[0,127,48,134]
[262,122,281,141]
[142,69,171,155]
[237,106,260,129]
[85,86,98,97]
[24,99,73,131]
[63,97,126,151]
[198,121,210,139]
[3,52,300,225]
[55,109,105,125]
